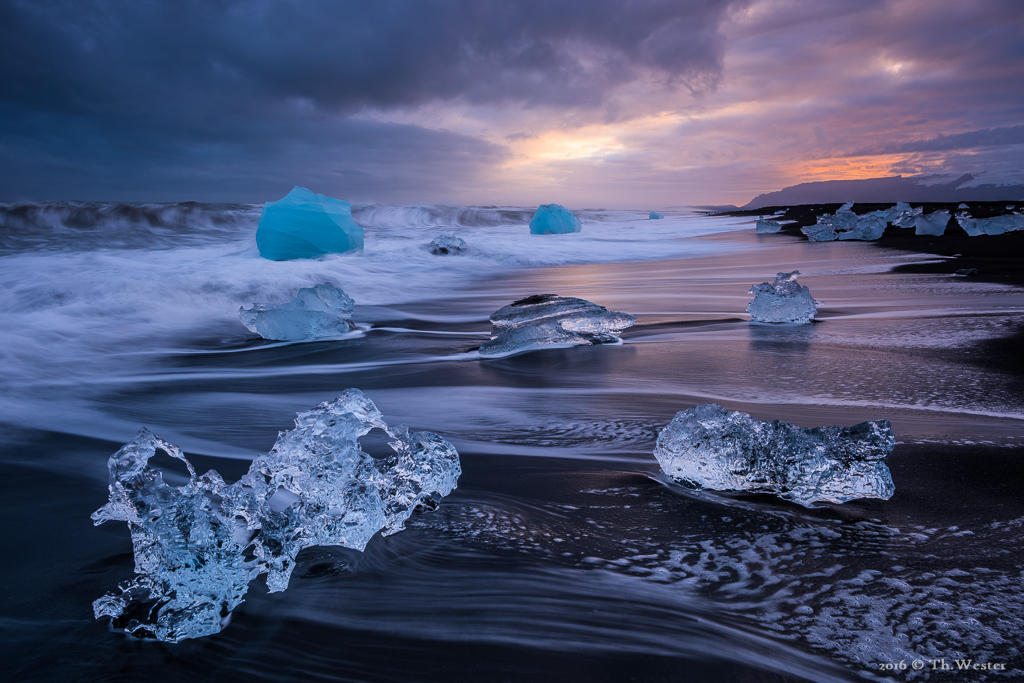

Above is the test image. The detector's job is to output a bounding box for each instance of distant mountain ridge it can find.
[743,174,1024,209]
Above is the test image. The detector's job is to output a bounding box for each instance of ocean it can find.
[2,201,1022,682]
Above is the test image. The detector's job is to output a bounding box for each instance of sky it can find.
[1,0,1022,207]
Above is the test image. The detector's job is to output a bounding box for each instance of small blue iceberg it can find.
[649,211,664,220]
[256,186,364,260]
[529,204,582,234]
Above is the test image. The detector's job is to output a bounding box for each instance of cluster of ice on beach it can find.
[256,186,364,260]
[653,404,895,506]
[957,212,1024,236]
[479,294,635,357]
[529,204,582,234]
[428,232,468,255]
[92,390,461,642]
[239,284,360,341]
[746,271,822,323]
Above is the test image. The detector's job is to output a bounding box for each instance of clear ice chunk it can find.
[92,390,461,641]
[756,218,782,233]
[892,203,922,228]
[256,186,364,260]
[478,294,635,357]
[746,271,823,323]
[914,210,950,236]
[239,284,359,341]
[957,213,1024,236]
[649,211,665,220]
[653,404,895,506]
[529,204,582,234]
[801,220,839,242]
[428,232,468,255]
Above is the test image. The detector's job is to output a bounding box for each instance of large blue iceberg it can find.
[256,186,364,260]
[239,284,360,341]
[654,404,895,506]
[529,204,582,234]
[479,294,635,357]
[92,390,461,642]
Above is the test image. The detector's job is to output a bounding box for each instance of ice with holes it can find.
[92,390,461,642]
[654,403,895,506]
[747,271,822,323]
[239,284,358,341]
[528,204,582,234]
[428,232,468,255]
[479,294,635,357]
[256,186,364,260]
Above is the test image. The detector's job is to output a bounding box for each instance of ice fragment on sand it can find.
[529,204,582,234]
[892,203,922,228]
[92,390,461,642]
[239,284,358,341]
[957,213,1024,236]
[747,271,822,323]
[256,186,364,260]
[756,218,782,234]
[649,211,665,220]
[428,232,467,255]
[479,294,635,357]
[958,203,970,209]
[653,404,895,506]
[914,210,950,236]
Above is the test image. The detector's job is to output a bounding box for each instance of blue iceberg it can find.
[529,204,582,234]
[649,211,665,220]
[92,390,462,642]
[256,186,364,260]
[756,217,782,234]
[654,404,895,506]
[239,284,360,341]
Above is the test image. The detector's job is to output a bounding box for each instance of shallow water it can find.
[2,202,1022,681]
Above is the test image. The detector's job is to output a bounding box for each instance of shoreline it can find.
[722,201,1024,288]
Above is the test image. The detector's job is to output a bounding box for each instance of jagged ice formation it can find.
[92,390,461,642]
[239,284,359,342]
[428,232,468,255]
[479,294,635,357]
[747,271,823,324]
[654,404,895,506]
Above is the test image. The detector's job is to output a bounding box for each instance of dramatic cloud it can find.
[0,0,1021,205]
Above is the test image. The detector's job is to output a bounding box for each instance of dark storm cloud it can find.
[0,0,743,201]
[848,126,1024,156]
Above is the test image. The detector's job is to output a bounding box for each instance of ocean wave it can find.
[0,200,260,252]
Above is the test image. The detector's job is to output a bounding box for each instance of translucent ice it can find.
[756,218,782,234]
[479,294,635,357]
[529,204,582,234]
[892,203,922,228]
[747,271,822,323]
[801,220,839,242]
[649,211,665,220]
[92,390,461,641]
[958,213,1024,236]
[653,404,895,506]
[239,284,358,341]
[256,186,364,260]
[914,210,950,236]
[428,232,468,255]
